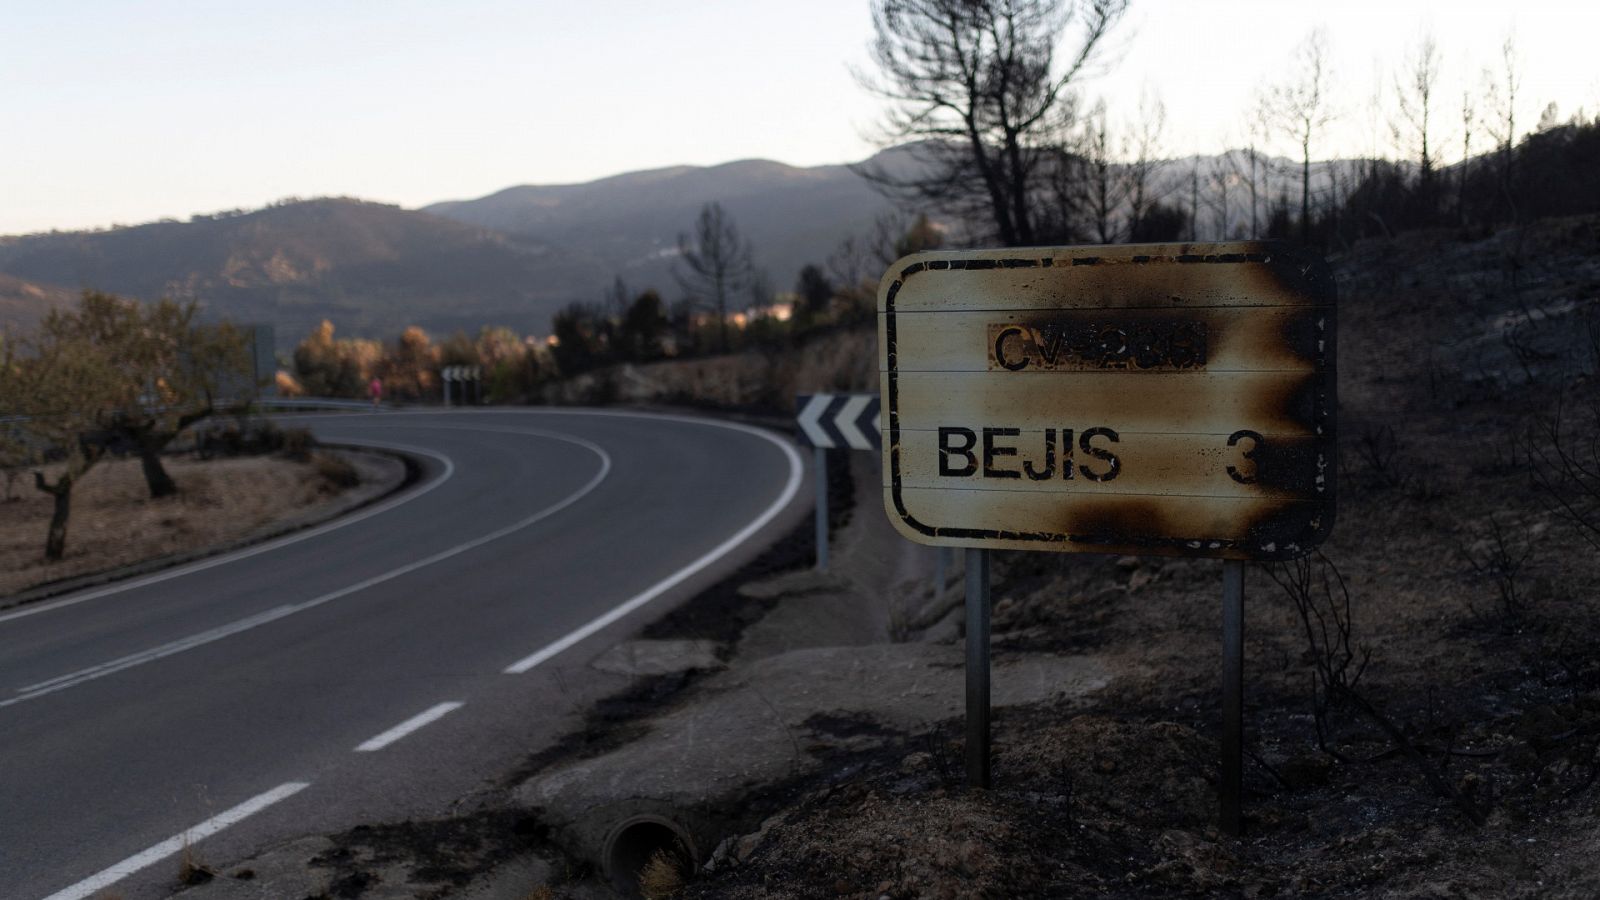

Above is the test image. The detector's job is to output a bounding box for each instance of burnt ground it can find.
[230,442,860,900]
[671,218,1600,899]
[178,218,1600,900]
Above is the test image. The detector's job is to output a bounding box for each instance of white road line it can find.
[3,429,611,709]
[505,416,804,674]
[12,604,300,697]
[354,701,463,752]
[38,781,309,900]
[0,440,457,626]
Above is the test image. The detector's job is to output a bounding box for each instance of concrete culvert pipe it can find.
[603,814,698,899]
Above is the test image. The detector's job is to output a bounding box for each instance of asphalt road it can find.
[0,408,806,900]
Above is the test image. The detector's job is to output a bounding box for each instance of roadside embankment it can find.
[1,446,406,605]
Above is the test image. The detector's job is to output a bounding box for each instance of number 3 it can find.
[1227,430,1263,485]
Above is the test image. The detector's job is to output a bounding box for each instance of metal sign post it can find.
[965,547,991,788]
[814,447,830,571]
[876,241,1338,831]
[1221,560,1245,835]
[796,393,882,572]
[440,366,482,408]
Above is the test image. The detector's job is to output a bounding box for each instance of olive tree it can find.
[0,326,120,560]
[40,291,251,498]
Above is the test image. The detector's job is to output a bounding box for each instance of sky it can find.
[2,0,1596,235]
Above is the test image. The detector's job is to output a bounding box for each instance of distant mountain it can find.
[0,145,1382,352]
[0,199,592,349]
[423,151,905,301]
[0,153,905,350]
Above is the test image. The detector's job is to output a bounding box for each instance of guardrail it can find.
[256,397,380,412]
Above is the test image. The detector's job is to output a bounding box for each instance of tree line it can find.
[303,3,1600,396]
[855,0,1598,253]
[285,202,945,389]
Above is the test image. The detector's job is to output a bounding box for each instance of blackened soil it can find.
[301,810,563,900]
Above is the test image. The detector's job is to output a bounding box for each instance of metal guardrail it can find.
[255,397,381,412]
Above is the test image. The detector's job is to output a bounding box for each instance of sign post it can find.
[1221,559,1245,834]
[796,393,881,571]
[965,547,991,788]
[877,242,1337,827]
[440,365,483,408]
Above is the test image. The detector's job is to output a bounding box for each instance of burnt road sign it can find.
[879,241,1336,561]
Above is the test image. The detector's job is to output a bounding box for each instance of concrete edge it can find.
[0,444,419,612]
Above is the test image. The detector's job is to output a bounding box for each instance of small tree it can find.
[0,328,121,560]
[39,291,250,499]
[617,290,669,361]
[1078,99,1125,243]
[794,265,835,323]
[1392,32,1442,222]
[550,302,608,375]
[1482,33,1523,222]
[1123,89,1170,241]
[675,202,755,354]
[389,326,437,399]
[1264,28,1335,243]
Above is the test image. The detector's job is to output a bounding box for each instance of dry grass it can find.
[176,840,215,885]
[312,452,361,488]
[0,454,354,597]
[639,847,686,899]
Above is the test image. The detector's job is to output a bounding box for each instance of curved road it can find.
[0,409,807,900]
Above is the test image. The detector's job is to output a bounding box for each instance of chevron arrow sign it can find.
[796,393,881,451]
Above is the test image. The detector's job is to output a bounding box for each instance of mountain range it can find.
[0,145,1355,352]
[0,153,903,351]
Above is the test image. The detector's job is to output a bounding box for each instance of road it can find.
[0,408,806,900]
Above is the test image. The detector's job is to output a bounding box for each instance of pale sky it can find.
[3,0,1596,235]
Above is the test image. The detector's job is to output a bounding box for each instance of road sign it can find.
[879,241,1336,561]
[440,365,482,382]
[796,393,881,450]
[795,392,883,573]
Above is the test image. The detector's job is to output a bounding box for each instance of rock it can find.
[1115,555,1141,571]
[1502,740,1540,770]
[1514,705,1569,746]
[1278,751,1335,789]
[736,569,845,601]
[919,603,963,644]
[589,640,723,677]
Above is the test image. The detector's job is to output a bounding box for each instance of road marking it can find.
[38,781,309,900]
[0,440,457,625]
[4,431,611,709]
[11,605,301,700]
[354,701,463,752]
[504,416,804,674]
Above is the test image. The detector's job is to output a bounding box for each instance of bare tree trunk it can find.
[46,486,71,560]
[1301,137,1312,244]
[138,438,178,498]
[34,470,75,562]
[1250,148,1259,238]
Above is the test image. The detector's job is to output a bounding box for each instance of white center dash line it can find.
[39,781,309,900]
[354,701,464,752]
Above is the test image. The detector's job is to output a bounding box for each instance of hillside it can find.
[0,146,1407,351]
[0,272,76,333]
[0,199,587,347]
[423,151,903,297]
